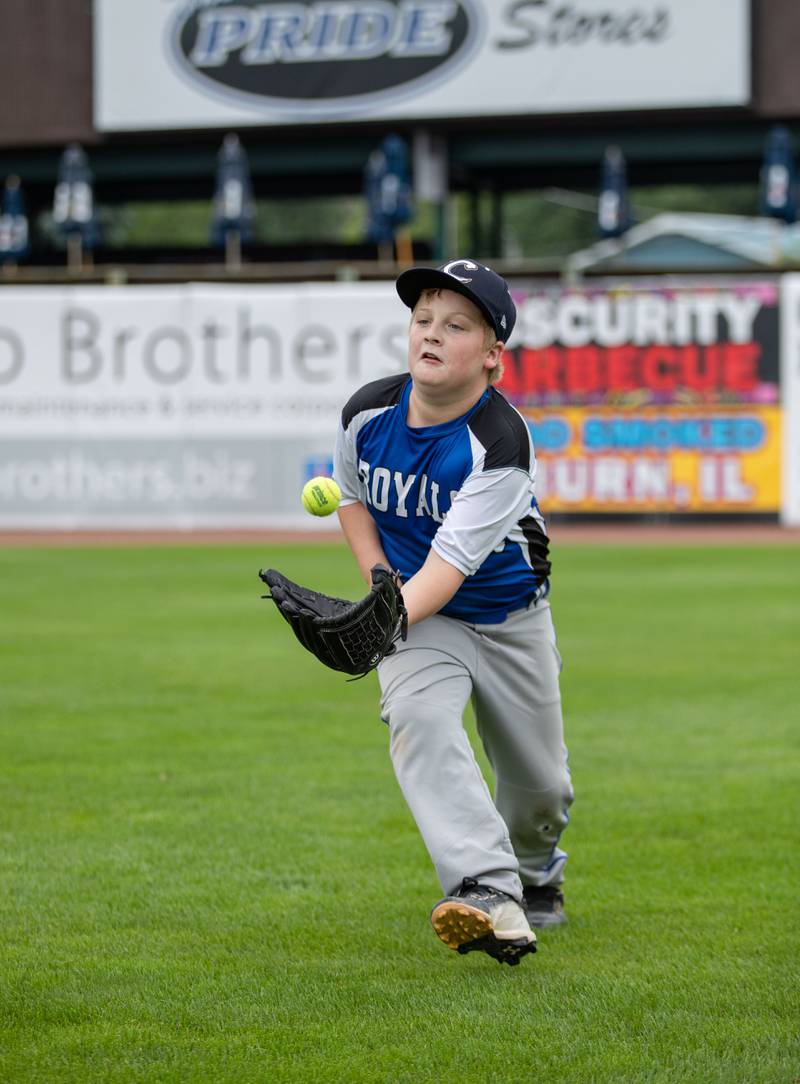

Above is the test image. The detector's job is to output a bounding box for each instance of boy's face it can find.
[408,289,502,397]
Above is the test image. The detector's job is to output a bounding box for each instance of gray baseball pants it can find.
[377,599,573,903]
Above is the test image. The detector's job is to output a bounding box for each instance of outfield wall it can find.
[0,283,404,528]
[0,276,796,528]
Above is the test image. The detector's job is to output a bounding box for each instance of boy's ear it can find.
[484,339,504,371]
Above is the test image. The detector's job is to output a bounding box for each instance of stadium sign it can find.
[496,1,670,49]
[95,0,750,130]
[0,276,793,527]
[170,1,479,111]
[501,280,782,515]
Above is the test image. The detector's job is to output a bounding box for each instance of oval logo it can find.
[170,1,478,115]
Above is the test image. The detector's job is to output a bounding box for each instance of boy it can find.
[333,259,573,965]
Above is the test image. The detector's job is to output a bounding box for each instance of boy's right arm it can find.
[334,412,388,586]
[337,501,390,587]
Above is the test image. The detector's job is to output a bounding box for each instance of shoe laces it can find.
[456,877,508,903]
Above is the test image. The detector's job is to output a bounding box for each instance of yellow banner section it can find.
[522,406,781,513]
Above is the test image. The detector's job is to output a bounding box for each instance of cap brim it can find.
[396,267,497,336]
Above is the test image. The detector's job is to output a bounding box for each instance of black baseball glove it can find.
[259,564,408,678]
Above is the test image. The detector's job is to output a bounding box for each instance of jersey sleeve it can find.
[333,375,410,508]
[332,419,362,506]
[431,467,535,577]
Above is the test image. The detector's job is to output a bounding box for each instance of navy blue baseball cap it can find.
[396,258,516,342]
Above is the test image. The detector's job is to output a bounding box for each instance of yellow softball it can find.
[301,476,342,517]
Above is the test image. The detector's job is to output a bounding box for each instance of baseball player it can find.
[331,259,574,965]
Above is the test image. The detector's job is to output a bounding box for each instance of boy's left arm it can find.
[338,502,463,626]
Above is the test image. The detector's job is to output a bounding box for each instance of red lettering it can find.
[723,342,759,391]
[681,345,719,391]
[565,346,601,394]
[641,345,679,390]
[519,347,561,394]
[605,346,639,391]
[506,340,763,400]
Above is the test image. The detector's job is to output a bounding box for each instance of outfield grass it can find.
[1,541,798,1083]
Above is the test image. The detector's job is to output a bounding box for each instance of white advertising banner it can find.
[94,0,751,132]
[0,283,406,527]
[779,275,800,526]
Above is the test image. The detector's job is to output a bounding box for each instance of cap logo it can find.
[442,259,479,284]
[500,314,507,329]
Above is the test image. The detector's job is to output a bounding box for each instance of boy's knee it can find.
[507,775,573,842]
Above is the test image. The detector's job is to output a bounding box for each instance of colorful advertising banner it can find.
[497,280,781,513]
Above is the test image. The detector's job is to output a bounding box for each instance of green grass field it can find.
[1,541,798,1083]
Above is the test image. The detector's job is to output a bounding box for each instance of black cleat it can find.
[522,885,567,928]
[456,933,537,966]
[431,877,537,966]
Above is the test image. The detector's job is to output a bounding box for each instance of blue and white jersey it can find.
[333,374,551,624]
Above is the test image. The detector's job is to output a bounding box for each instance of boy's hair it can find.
[414,288,505,384]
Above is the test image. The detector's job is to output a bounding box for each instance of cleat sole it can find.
[430,901,493,950]
[431,901,537,965]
